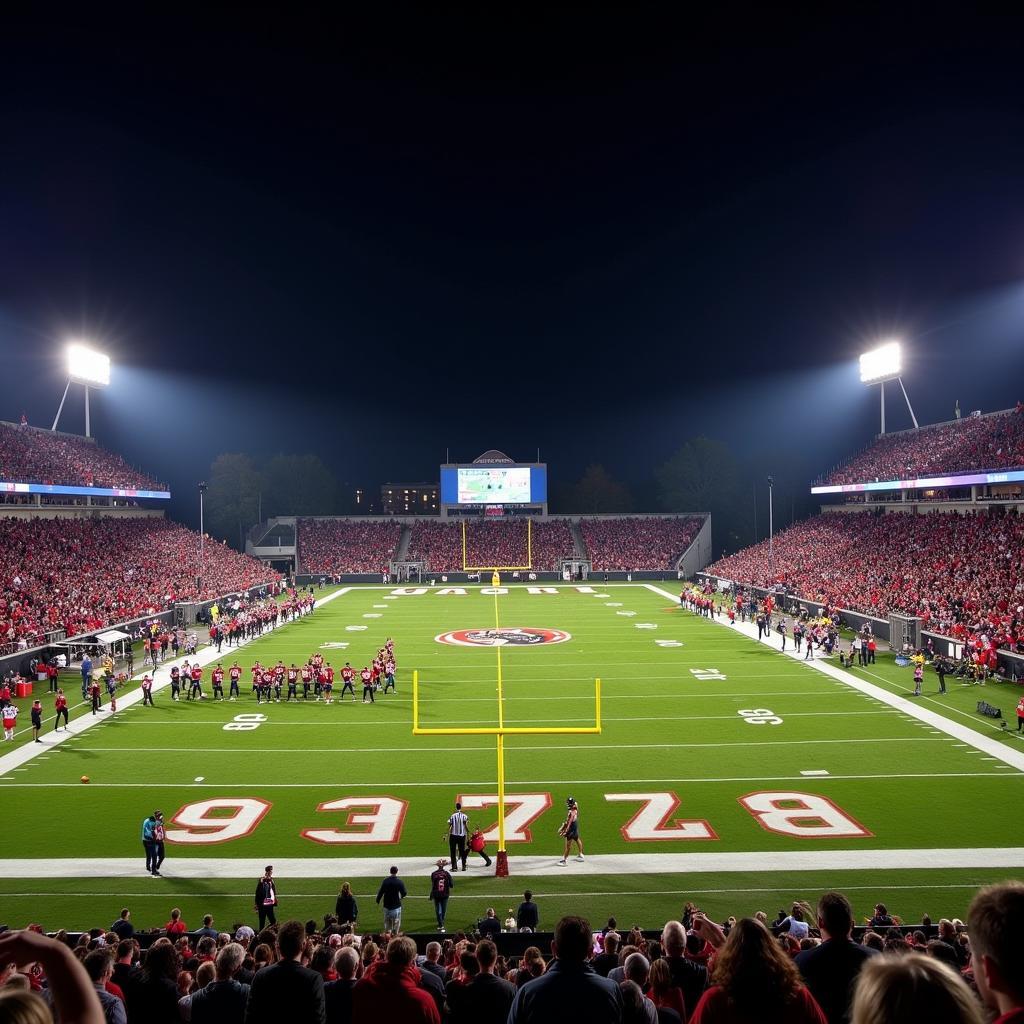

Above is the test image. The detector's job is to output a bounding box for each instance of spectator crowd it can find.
[298,520,403,575]
[580,517,703,571]
[818,406,1024,486]
[0,422,166,491]
[707,508,1024,652]
[0,517,280,652]
[1,881,1020,1024]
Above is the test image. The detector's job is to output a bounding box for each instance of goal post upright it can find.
[411,669,602,875]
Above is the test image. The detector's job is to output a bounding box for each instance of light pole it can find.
[767,475,774,578]
[859,341,918,435]
[52,343,110,437]
[198,482,207,592]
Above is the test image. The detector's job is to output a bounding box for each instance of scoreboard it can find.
[439,464,547,507]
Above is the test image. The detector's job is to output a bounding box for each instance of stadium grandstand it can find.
[297,518,403,575]
[0,420,166,493]
[288,514,709,576]
[815,405,1024,488]
[707,508,1024,652]
[0,517,280,656]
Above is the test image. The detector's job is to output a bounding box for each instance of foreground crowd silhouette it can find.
[0,882,1020,1024]
[708,508,1024,652]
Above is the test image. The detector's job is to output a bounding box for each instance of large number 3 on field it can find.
[302,798,408,844]
[166,798,271,844]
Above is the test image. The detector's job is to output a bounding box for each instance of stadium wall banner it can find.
[0,480,171,499]
[810,467,1024,494]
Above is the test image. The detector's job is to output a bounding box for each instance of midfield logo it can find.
[435,627,572,647]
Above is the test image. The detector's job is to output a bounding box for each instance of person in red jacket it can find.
[54,689,69,731]
[351,935,440,1024]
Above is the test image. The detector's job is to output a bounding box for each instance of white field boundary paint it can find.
[0,587,353,779]
[646,584,1024,773]
[1,847,1023,880]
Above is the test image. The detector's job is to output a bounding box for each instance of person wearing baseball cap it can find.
[429,858,454,933]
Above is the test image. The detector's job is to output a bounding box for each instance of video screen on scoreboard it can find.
[440,465,547,505]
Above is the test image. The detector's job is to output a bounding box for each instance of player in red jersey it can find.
[301,663,313,700]
[212,665,225,701]
[228,662,241,700]
[286,664,299,702]
[340,662,356,701]
[323,663,335,704]
[54,689,69,730]
[371,660,382,692]
[90,678,102,715]
[273,663,285,702]
[250,663,262,696]
[360,666,374,703]
[189,664,205,701]
[259,667,275,704]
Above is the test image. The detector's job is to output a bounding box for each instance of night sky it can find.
[2,9,1024,527]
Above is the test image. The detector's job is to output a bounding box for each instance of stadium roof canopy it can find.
[472,450,514,464]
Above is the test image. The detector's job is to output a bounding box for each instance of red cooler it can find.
[15,681,32,698]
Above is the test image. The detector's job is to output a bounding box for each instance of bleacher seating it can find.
[707,509,1024,651]
[0,517,279,651]
[0,422,165,491]
[297,519,402,574]
[579,517,703,571]
[817,407,1024,486]
[405,519,575,572]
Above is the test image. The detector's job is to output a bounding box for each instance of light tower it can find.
[859,340,918,435]
[52,343,110,437]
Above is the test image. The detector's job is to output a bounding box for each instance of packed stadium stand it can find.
[707,509,1024,651]
[525,519,576,570]
[816,406,1024,486]
[0,421,166,491]
[298,519,402,574]
[2,879,1013,1024]
[0,517,279,651]
[404,520,462,571]
[580,516,704,571]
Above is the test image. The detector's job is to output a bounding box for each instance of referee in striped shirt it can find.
[447,801,469,871]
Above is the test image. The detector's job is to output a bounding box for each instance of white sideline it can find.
[1,847,1024,879]
[0,588,352,779]
[647,584,1024,772]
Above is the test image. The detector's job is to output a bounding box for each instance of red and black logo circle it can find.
[435,627,572,647]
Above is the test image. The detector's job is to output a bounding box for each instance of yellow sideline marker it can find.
[412,590,601,876]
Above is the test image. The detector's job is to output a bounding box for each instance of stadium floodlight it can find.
[52,341,111,438]
[67,343,111,387]
[859,340,917,435]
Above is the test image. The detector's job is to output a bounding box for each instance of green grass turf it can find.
[2,583,1022,930]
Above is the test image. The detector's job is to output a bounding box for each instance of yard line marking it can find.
[88,710,895,726]
[3,847,1024,878]
[0,882,1002,899]
[0,588,353,779]
[62,736,951,755]
[800,770,830,776]
[646,585,1024,774]
[1,771,1017,788]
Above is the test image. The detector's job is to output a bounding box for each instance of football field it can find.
[2,582,1022,932]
